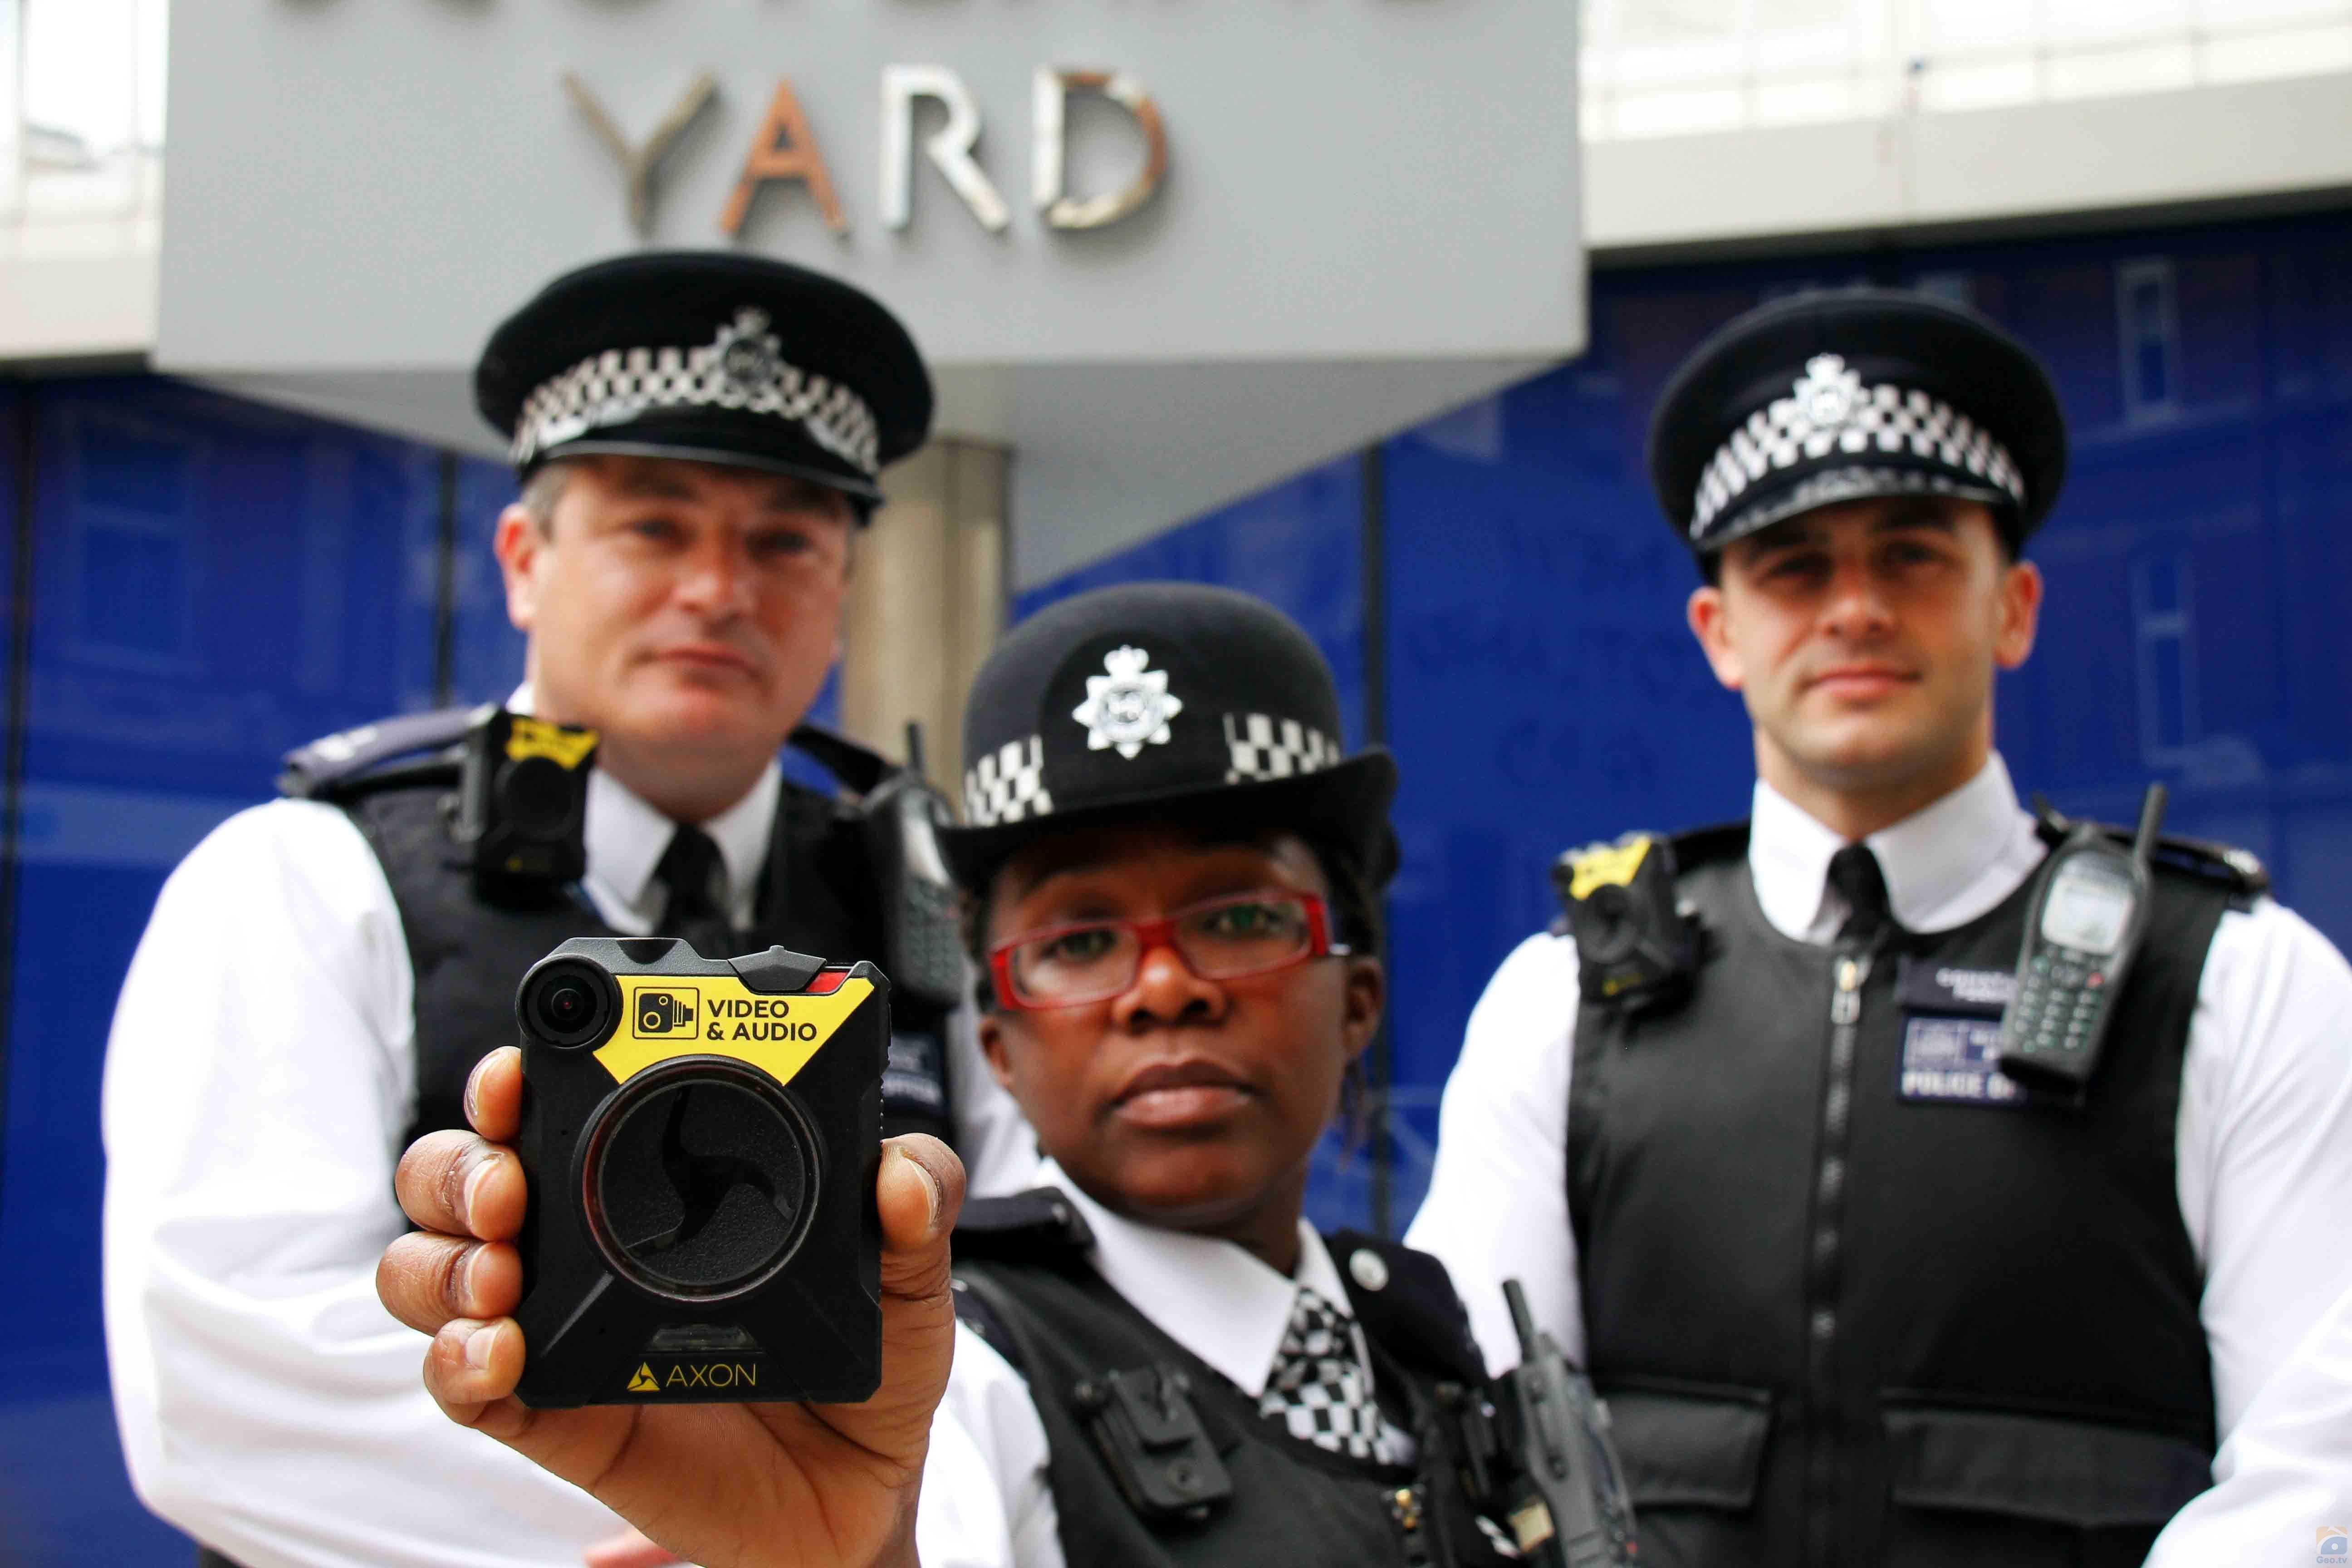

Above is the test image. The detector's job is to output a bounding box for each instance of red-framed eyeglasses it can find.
[986,890,1350,1011]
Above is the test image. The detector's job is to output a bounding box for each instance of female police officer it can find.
[378,583,1523,1568]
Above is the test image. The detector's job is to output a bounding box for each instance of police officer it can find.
[102,252,1034,1568]
[1406,290,2352,1566]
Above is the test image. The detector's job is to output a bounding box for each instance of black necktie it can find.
[655,824,738,959]
[1827,843,1891,944]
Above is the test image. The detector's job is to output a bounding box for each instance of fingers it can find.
[465,1046,524,1141]
[420,1315,528,1421]
[377,1231,522,1334]
[395,1127,527,1241]
[583,1528,684,1568]
[875,1134,964,1305]
[877,1134,964,1254]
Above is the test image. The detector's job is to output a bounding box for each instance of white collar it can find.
[1039,1157,1354,1399]
[509,683,779,932]
[1749,752,2045,941]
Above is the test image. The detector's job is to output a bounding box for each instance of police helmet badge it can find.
[1072,645,1184,759]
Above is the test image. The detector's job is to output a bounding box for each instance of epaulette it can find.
[1324,1230,1488,1388]
[951,1186,1096,1260]
[278,705,485,801]
[2034,802,2269,911]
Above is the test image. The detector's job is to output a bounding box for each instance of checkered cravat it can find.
[1258,1286,1411,1465]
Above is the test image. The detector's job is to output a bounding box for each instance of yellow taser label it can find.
[594,976,877,1086]
[507,716,598,769]
[1568,836,1652,901]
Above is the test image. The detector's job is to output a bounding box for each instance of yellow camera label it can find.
[1567,836,1653,901]
[594,976,877,1087]
[506,716,598,770]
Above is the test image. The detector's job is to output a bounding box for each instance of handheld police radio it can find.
[511,938,887,1408]
[1474,1280,1639,1567]
[859,723,965,1012]
[1996,784,2165,1093]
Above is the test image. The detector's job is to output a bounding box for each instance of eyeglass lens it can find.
[1008,894,1316,1003]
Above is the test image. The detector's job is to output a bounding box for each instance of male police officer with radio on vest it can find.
[1406,289,2352,1566]
[101,252,1036,1568]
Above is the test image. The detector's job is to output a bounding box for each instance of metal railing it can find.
[1581,0,2352,141]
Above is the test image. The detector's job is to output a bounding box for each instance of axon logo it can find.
[2319,1523,2348,1563]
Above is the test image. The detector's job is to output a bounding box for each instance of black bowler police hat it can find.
[1648,289,2068,555]
[475,251,933,506]
[938,583,1399,892]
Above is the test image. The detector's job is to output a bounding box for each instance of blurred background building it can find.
[4,1,2351,1560]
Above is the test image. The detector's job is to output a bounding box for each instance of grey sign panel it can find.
[158,0,1581,372]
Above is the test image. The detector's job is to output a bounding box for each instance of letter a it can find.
[721,80,848,236]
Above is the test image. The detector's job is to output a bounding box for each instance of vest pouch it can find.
[1879,1404,2211,1566]
[1595,1384,1771,1568]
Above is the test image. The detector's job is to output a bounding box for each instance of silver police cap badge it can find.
[1072,645,1184,759]
[713,307,787,393]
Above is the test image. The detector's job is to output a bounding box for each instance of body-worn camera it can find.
[453,710,598,902]
[1553,833,1699,1015]
[511,937,888,1407]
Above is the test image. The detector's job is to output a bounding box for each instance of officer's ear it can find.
[493,503,545,634]
[1686,580,1746,692]
[1994,556,2043,672]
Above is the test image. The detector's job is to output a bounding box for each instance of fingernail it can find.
[461,1153,499,1220]
[465,1323,498,1371]
[460,1246,486,1312]
[901,1148,942,1230]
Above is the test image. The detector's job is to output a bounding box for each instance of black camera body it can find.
[511,937,889,1408]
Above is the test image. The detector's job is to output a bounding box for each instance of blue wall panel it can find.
[0,377,444,1566]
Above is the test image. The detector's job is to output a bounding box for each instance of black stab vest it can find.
[339,778,951,1152]
[1568,832,2229,1568]
[951,1193,1515,1568]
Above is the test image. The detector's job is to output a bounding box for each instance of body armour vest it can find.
[1568,826,2239,1568]
[331,770,951,1154]
[950,1192,1516,1568]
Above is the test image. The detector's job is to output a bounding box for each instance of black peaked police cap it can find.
[475,250,933,506]
[1649,289,2068,556]
[939,583,1399,894]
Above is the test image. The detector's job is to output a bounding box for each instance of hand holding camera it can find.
[375,941,966,1568]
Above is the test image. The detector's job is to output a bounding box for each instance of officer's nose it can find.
[1819,557,1895,641]
[673,535,755,621]
[1111,942,1228,1033]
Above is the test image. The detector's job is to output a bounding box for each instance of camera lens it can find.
[543,978,592,1030]
[521,960,613,1048]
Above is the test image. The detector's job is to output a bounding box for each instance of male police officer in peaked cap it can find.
[1408,289,2352,1565]
[102,252,1035,1568]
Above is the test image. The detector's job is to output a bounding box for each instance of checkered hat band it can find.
[1690,379,2025,540]
[510,327,880,475]
[1258,1286,1412,1467]
[964,736,1053,828]
[1224,713,1337,784]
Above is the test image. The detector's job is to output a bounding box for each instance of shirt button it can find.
[1812,1309,1837,1339]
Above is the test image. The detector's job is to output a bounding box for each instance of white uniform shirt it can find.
[102,740,1039,1568]
[1405,755,2352,1560]
[914,1159,1390,1568]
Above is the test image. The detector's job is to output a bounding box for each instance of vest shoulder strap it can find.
[954,1186,1098,1259]
[2033,802,2269,911]
[279,705,479,801]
